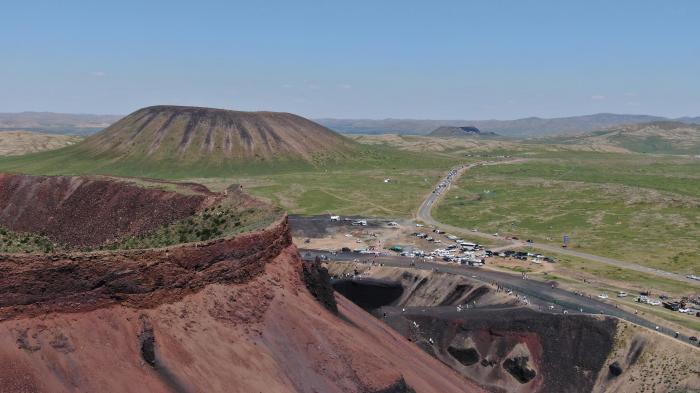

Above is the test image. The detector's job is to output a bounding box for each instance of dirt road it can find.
[417,162,700,286]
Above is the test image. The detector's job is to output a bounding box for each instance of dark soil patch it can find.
[503,356,537,383]
[302,256,338,314]
[333,278,403,311]
[371,377,416,393]
[447,346,480,366]
[608,361,623,377]
[439,284,473,306]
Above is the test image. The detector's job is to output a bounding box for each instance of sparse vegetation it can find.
[0,226,57,253]
[103,203,280,250]
[435,152,700,274]
[0,203,281,253]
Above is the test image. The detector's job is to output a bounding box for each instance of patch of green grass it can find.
[0,142,463,218]
[0,142,458,179]
[191,167,452,217]
[0,226,56,253]
[542,249,699,296]
[435,153,700,274]
[103,203,280,250]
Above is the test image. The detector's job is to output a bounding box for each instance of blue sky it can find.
[2,0,699,119]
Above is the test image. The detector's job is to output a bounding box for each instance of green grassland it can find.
[529,249,700,332]
[0,142,462,218]
[533,248,699,296]
[0,140,457,178]
[435,152,700,275]
[188,167,450,217]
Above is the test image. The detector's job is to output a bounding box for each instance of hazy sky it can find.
[2,0,699,119]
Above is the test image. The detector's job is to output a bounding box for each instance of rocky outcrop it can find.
[0,216,291,320]
[608,361,623,377]
[503,356,537,384]
[302,257,338,314]
[0,177,480,393]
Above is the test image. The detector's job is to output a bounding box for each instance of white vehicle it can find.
[679,308,690,313]
[648,300,661,306]
[617,292,627,297]
[352,219,367,226]
[598,293,609,299]
[416,223,424,227]
[387,221,399,227]
[330,215,340,221]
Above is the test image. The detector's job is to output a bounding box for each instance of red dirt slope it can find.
[0,245,479,393]
[0,173,215,248]
[0,175,478,393]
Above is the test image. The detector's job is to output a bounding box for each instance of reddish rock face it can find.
[0,217,292,320]
[0,173,216,248]
[0,175,478,393]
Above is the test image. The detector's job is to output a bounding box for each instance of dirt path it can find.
[416,162,700,287]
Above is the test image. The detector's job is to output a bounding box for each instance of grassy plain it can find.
[189,167,450,217]
[435,152,700,274]
[0,142,462,218]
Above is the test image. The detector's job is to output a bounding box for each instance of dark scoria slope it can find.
[82,105,355,162]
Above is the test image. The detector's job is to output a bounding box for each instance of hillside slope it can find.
[429,126,498,137]
[0,112,119,135]
[83,105,355,162]
[317,114,700,137]
[0,106,372,178]
[0,175,477,393]
[541,121,700,154]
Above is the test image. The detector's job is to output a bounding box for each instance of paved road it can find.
[302,249,700,346]
[417,162,700,286]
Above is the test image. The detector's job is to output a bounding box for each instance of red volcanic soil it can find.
[0,173,217,248]
[0,175,478,393]
[0,246,478,393]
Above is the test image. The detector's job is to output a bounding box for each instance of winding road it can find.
[301,249,700,345]
[417,162,700,286]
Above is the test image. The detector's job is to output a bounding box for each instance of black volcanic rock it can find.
[503,356,537,383]
[608,361,623,377]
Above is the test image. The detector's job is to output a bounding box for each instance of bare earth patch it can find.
[0,131,81,156]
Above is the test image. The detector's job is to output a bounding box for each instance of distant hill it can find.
[317,113,700,137]
[429,126,497,137]
[0,112,121,136]
[4,111,698,139]
[81,105,354,162]
[0,131,81,156]
[0,106,360,178]
[539,121,700,155]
